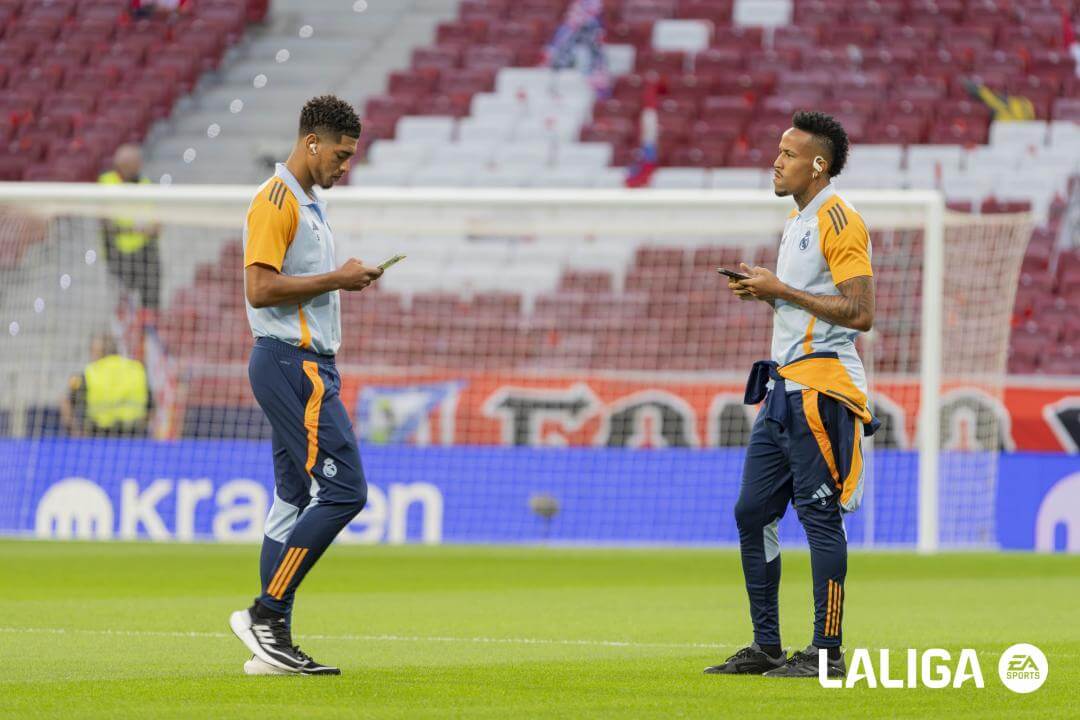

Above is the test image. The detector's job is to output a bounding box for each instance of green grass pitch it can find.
[1,540,1077,718]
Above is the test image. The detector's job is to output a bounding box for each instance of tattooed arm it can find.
[734,264,875,332]
[776,275,874,332]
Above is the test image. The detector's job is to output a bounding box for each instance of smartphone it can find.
[378,254,406,270]
[717,267,750,281]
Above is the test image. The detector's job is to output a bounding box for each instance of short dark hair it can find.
[792,111,849,178]
[299,94,362,139]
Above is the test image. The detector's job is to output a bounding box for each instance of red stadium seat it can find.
[677,0,733,24]
[416,42,464,68]
[0,153,28,181]
[700,94,754,119]
[606,20,654,49]
[691,116,745,142]
[593,98,641,122]
[669,141,729,167]
[636,50,686,77]
[559,270,614,294]
[388,68,441,96]
[665,73,710,104]
[439,68,496,96]
[0,89,42,118]
[726,143,773,168]
[928,117,989,145]
[692,48,744,81]
[464,44,516,70]
[416,94,472,117]
[711,24,763,50]
[1052,98,1080,122]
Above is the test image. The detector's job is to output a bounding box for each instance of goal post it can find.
[0,183,1030,549]
[919,193,945,554]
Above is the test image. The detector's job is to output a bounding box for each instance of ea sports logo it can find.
[998,643,1047,694]
[323,458,338,478]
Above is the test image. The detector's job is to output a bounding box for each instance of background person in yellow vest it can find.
[99,144,161,311]
[61,334,153,437]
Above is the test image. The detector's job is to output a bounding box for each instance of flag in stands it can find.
[543,0,611,98]
[625,79,660,188]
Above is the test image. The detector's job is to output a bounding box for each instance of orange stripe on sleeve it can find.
[244,181,298,272]
[302,361,324,478]
[818,200,872,286]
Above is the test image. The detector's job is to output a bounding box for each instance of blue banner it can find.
[3,439,1077,550]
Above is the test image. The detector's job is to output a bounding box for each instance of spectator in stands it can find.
[543,0,612,98]
[99,144,161,311]
[61,334,153,438]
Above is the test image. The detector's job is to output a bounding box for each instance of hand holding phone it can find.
[717,267,751,281]
[378,254,406,270]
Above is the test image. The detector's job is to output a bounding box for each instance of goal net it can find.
[0,184,1031,549]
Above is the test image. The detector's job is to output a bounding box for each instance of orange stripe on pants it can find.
[834,583,844,637]
[840,422,864,508]
[267,547,298,598]
[301,361,324,478]
[825,580,834,636]
[802,389,839,485]
[269,547,308,599]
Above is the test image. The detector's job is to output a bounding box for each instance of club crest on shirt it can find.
[799,231,811,251]
[310,220,320,242]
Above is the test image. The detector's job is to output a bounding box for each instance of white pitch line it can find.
[0,626,734,651]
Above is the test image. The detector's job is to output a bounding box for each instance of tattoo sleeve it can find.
[777,275,875,331]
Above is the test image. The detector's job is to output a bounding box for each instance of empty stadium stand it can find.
[0,0,267,182]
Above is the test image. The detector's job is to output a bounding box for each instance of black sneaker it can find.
[229,606,306,673]
[704,643,787,674]
[292,646,341,676]
[763,645,846,678]
[243,649,341,676]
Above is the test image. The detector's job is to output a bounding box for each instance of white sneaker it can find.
[228,607,304,673]
[244,655,292,676]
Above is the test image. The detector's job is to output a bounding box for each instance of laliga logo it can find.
[819,648,985,689]
[819,644,1048,692]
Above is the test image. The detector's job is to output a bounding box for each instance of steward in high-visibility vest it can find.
[64,335,153,437]
[99,144,161,310]
[98,169,153,254]
[84,354,150,431]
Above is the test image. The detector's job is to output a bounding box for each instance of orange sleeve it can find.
[244,183,298,271]
[821,205,872,286]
